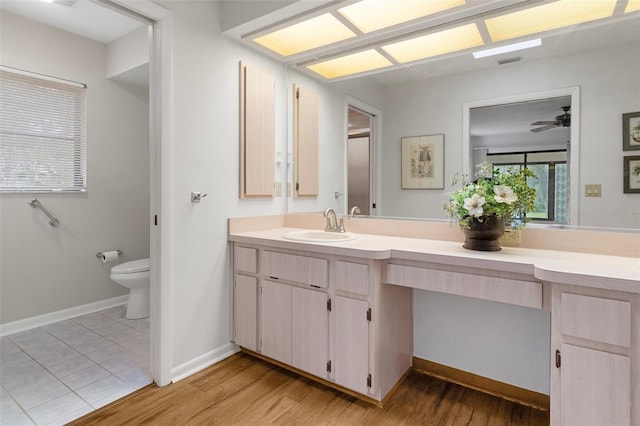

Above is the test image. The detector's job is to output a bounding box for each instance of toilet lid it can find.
[112,258,150,273]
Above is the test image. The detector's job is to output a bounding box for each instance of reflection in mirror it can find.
[469,96,572,225]
[276,7,639,230]
[347,107,372,215]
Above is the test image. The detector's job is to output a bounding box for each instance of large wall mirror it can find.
[279,4,639,231]
[463,89,579,226]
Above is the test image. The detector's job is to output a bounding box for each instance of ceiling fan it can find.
[530,106,571,132]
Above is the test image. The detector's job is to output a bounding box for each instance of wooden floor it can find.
[71,352,549,425]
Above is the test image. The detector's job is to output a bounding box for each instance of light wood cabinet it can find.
[292,286,329,378]
[231,244,412,403]
[239,61,275,198]
[334,295,370,395]
[559,343,630,425]
[263,251,328,288]
[230,227,638,418]
[259,249,331,380]
[261,280,292,364]
[233,246,258,351]
[386,261,542,309]
[233,275,258,351]
[293,84,319,197]
[551,285,638,425]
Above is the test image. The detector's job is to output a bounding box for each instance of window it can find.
[0,67,87,192]
[489,150,568,224]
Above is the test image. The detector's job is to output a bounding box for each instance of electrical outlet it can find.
[585,184,601,197]
[501,227,521,245]
[287,183,291,197]
[275,182,282,197]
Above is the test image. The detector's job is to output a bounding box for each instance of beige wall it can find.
[0,12,150,323]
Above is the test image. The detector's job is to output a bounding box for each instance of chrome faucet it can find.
[349,206,361,217]
[323,208,346,233]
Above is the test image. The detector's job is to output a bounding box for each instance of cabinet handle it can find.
[555,349,561,368]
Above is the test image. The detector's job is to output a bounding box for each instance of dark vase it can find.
[462,215,505,251]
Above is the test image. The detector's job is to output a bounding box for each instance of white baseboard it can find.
[172,342,240,383]
[0,295,129,337]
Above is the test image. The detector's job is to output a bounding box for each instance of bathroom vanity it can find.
[228,215,640,424]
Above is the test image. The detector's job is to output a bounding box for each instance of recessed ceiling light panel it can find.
[253,13,356,57]
[485,0,617,42]
[382,23,483,63]
[625,0,640,13]
[472,38,542,59]
[338,0,465,33]
[306,49,393,79]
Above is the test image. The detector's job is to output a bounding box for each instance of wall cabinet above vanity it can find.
[239,62,275,198]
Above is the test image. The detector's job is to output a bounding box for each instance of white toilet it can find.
[110,258,150,319]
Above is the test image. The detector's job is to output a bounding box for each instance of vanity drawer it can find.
[235,246,257,273]
[263,251,328,288]
[386,263,542,309]
[335,260,369,295]
[561,293,630,347]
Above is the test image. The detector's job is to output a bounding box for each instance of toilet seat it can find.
[112,258,149,274]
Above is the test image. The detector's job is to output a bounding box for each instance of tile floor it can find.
[1,305,152,425]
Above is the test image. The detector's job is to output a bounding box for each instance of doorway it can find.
[463,88,580,225]
[347,106,373,215]
[346,97,382,216]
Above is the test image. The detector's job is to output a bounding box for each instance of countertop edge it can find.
[229,228,640,293]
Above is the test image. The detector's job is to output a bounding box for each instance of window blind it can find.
[0,67,87,192]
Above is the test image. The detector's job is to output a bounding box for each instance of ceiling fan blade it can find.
[531,120,558,125]
[530,125,558,133]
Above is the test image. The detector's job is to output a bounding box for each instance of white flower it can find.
[494,185,518,204]
[463,193,485,218]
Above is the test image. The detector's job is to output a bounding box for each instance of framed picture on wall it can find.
[401,134,444,189]
[622,112,640,151]
[623,155,640,193]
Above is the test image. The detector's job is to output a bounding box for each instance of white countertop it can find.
[229,227,640,294]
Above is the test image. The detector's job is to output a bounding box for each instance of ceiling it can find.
[2,0,636,141]
[3,0,639,85]
[0,0,144,44]
[471,97,571,137]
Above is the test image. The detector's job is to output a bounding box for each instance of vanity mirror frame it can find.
[462,87,581,225]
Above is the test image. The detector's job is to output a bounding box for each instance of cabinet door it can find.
[334,296,369,395]
[292,287,328,378]
[561,343,630,426]
[233,275,257,351]
[261,280,292,364]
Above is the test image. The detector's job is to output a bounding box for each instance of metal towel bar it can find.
[28,198,59,227]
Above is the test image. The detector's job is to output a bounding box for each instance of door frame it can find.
[106,0,173,386]
[345,96,382,216]
[462,87,580,226]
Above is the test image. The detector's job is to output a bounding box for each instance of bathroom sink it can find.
[283,230,357,243]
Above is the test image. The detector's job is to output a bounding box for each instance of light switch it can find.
[275,182,282,197]
[585,184,601,197]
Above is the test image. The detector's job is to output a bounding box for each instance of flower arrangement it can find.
[444,164,537,229]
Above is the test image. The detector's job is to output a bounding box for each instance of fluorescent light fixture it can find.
[485,0,617,42]
[625,0,640,13]
[306,49,393,79]
[253,13,356,57]
[382,23,483,64]
[472,38,541,59]
[338,0,465,33]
